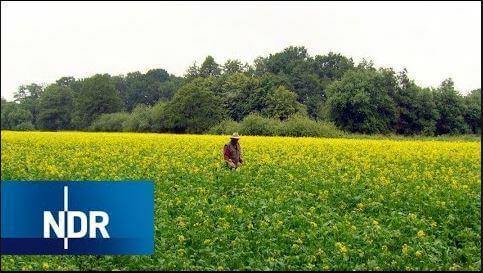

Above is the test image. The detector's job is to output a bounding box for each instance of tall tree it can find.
[326,68,397,134]
[263,86,306,120]
[223,59,247,74]
[256,46,309,75]
[393,70,438,135]
[13,83,44,127]
[37,84,74,130]
[165,78,225,133]
[1,101,33,130]
[185,62,200,80]
[122,69,172,111]
[289,60,323,118]
[313,52,354,81]
[145,68,169,82]
[199,56,221,77]
[72,74,122,129]
[220,73,261,121]
[463,88,481,134]
[433,78,468,135]
[56,76,76,87]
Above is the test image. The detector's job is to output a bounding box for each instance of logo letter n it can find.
[43,211,65,238]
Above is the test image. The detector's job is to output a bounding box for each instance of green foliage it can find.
[37,84,74,130]
[158,77,183,101]
[223,59,248,74]
[279,114,344,137]
[239,113,281,136]
[199,56,221,77]
[3,46,480,136]
[1,102,33,130]
[326,68,397,134]
[256,46,309,75]
[209,114,343,138]
[12,83,43,126]
[393,70,439,135]
[165,79,226,133]
[184,62,200,79]
[122,104,153,132]
[12,121,35,131]
[150,101,170,132]
[313,52,355,81]
[121,69,176,111]
[263,86,306,120]
[433,79,469,135]
[289,62,323,117]
[0,98,6,129]
[56,76,76,87]
[207,119,241,135]
[463,88,481,134]
[89,112,131,132]
[123,72,152,110]
[221,73,263,121]
[72,74,123,129]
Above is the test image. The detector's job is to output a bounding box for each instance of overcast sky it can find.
[1,1,481,100]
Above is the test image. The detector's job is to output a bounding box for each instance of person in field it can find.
[223,133,244,170]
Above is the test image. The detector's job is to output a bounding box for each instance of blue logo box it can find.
[1,181,154,255]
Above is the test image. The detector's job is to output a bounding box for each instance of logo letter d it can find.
[67,211,88,238]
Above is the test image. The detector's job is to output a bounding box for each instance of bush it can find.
[89,112,130,132]
[279,114,319,137]
[315,121,345,138]
[239,113,281,136]
[12,121,35,131]
[208,114,344,138]
[150,101,169,132]
[207,119,241,135]
[279,114,344,137]
[122,104,152,132]
[1,103,33,130]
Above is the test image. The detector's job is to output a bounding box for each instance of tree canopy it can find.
[2,46,480,136]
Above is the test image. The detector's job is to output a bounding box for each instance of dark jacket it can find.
[223,142,243,164]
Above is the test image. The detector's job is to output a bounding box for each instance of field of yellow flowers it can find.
[1,131,480,270]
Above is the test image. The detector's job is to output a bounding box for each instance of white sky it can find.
[1,1,481,100]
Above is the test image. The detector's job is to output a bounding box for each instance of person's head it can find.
[230,132,240,144]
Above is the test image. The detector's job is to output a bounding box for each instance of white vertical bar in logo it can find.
[64,186,68,250]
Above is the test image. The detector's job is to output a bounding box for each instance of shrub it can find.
[207,119,241,135]
[279,114,344,137]
[239,113,281,136]
[315,120,345,137]
[122,104,152,132]
[150,101,169,133]
[279,114,319,137]
[12,121,35,131]
[89,112,130,132]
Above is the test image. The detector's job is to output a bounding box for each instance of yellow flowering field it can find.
[1,131,480,270]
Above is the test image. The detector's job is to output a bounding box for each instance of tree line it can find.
[1,46,480,136]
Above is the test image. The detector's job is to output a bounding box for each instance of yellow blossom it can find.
[417,230,426,238]
[402,244,410,255]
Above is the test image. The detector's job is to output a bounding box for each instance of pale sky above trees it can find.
[1,1,481,100]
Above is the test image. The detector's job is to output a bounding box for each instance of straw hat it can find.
[230,132,241,139]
